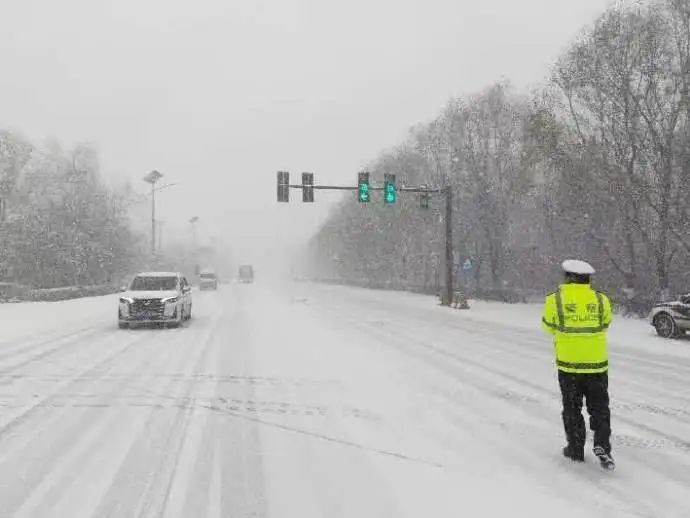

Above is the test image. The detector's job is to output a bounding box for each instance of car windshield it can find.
[239,266,252,277]
[200,273,215,279]
[129,276,177,291]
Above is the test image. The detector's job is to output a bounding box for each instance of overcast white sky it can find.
[0,0,611,267]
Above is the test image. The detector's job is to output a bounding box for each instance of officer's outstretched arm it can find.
[541,295,557,335]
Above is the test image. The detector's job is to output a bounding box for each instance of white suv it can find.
[118,272,192,329]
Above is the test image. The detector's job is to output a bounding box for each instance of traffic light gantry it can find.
[276,170,433,206]
[274,170,459,308]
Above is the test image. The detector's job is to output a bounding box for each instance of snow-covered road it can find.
[1,282,689,517]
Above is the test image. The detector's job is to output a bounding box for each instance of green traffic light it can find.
[384,183,396,203]
[383,173,396,204]
[358,181,370,202]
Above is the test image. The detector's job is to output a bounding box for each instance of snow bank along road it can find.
[1,282,689,518]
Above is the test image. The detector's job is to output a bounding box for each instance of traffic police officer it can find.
[542,259,615,468]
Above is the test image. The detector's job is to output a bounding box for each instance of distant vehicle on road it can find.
[199,269,218,290]
[238,265,254,284]
[118,272,192,329]
[649,293,690,338]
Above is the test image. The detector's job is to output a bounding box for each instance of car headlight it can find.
[120,297,134,304]
[162,296,178,303]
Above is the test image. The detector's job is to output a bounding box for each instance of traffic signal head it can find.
[384,173,396,204]
[277,171,289,202]
[302,172,314,202]
[358,172,370,202]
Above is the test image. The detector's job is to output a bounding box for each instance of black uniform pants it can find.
[558,371,611,454]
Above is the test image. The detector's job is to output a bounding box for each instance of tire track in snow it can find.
[137,358,210,517]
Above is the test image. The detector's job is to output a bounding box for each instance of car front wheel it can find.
[654,313,677,338]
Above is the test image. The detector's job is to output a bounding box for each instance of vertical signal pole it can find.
[444,184,454,306]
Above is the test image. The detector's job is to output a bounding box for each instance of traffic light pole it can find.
[444,185,454,308]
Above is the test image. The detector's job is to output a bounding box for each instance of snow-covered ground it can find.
[1,282,689,517]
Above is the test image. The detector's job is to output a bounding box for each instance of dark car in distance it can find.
[238,265,254,284]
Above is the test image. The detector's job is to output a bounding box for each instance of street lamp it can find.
[143,170,163,257]
[142,170,178,258]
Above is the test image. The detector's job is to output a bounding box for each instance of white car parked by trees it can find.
[648,294,690,338]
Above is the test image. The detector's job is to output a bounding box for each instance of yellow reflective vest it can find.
[541,283,612,374]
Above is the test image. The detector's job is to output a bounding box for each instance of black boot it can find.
[593,446,615,470]
[563,444,585,462]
